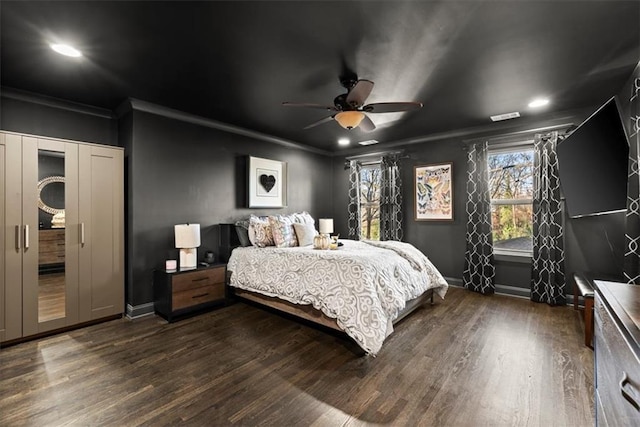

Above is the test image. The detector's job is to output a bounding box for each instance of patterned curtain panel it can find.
[347,160,362,240]
[531,131,566,305]
[624,76,640,284]
[463,141,495,294]
[379,154,403,241]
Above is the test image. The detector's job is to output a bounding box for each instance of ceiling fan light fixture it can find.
[335,111,365,130]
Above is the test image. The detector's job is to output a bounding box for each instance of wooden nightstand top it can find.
[162,262,226,275]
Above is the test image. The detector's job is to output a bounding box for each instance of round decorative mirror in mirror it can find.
[37,175,65,228]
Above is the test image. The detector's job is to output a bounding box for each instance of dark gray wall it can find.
[127,110,333,305]
[0,95,118,146]
[2,92,334,308]
[560,62,640,282]
[331,100,633,295]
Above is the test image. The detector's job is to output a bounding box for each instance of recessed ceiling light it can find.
[50,43,82,58]
[338,138,350,146]
[528,98,550,108]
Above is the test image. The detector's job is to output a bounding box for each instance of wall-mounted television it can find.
[557,97,629,218]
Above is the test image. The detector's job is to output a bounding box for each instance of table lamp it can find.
[175,223,201,268]
[319,218,334,237]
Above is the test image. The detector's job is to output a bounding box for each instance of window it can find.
[488,147,534,256]
[359,164,381,240]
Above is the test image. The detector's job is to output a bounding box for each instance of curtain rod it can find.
[462,122,574,145]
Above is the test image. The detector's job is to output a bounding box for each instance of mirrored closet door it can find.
[21,137,79,337]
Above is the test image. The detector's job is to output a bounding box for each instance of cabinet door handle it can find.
[620,371,640,411]
[80,223,85,246]
[24,225,29,249]
[192,277,208,282]
[15,225,21,250]
[192,293,209,299]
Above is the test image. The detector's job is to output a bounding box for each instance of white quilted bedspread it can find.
[227,240,448,355]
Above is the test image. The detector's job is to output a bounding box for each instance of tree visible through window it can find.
[488,148,534,254]
[360,165,381,240]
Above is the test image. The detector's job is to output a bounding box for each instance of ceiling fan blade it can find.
[363,102,423,113]
[346,79,374,107]
[303,115,335,130]
[359,114,376,132]
[282,102,337,111]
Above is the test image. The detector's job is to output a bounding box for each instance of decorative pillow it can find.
[248,215,274,247]
[290,211,315,225]
[292,222,317,247]
[269,215,298,248]
[234,220,251,247]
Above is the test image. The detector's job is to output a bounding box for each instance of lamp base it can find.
[179,248,197,268]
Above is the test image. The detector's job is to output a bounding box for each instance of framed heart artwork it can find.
[247,156,287,208]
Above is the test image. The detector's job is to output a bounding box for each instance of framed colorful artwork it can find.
[414,162,453,221]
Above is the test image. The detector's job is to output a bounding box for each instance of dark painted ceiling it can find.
[1,1,639,152]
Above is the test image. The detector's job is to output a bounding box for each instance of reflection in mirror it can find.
[38,150,66,323]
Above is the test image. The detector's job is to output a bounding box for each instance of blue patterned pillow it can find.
[269,215,298,248]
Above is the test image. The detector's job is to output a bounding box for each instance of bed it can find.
[227,239,448,355]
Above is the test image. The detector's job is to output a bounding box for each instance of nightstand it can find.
[154,263,228,322]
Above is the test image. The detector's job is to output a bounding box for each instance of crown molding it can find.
[118,98,332,156]
[335,106,593,157]
[1,86,115,119]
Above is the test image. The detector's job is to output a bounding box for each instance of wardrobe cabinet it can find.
[0,131,124,344]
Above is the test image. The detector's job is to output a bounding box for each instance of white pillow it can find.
[290,211,315,225]
[292,222,317,247]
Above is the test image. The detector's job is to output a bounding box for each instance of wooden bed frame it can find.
[231,285,435,333]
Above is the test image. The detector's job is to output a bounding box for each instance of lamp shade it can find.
[319,218,334,235]
[335,111,365,130]
[175,224,201,248]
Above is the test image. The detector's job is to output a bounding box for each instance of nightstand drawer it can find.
[154,263,229,322]
[172,267,225,292]
[173,282,225,310]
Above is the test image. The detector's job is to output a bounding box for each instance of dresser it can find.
[594,280,640,426]
[154,264,228,322]
[38,229,65,267]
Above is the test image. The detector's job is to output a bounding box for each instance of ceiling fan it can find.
[282,73,423,132]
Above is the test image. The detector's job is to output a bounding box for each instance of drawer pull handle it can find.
[192,293,209,299]
[192,278,208,282]
[620,371,640,411]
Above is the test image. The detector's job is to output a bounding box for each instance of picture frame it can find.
[248,156,287,208]
[414,162,453,221]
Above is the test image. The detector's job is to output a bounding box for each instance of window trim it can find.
[488,144,534,258]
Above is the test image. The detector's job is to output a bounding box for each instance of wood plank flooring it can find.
[38,273,66,322]
[0,287,594,426]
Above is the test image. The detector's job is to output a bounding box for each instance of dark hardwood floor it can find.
[38,273,66,322]
[0,287,594,426]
